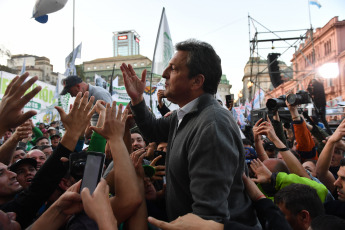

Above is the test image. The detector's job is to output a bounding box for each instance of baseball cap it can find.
[60,76,82,95]
[9,158,37,172]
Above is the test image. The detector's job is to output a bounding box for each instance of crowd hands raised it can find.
[2,41,345,230]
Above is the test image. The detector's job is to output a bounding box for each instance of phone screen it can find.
[80,153,105,194]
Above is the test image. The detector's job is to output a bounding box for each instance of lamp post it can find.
[247,81,254,103]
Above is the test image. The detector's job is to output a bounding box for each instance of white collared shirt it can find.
[177,97,199,127]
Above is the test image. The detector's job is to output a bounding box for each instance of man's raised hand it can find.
[90,101,128,141]
[55,92,96,151]
[120,63,146,105]
[0,72,41,134]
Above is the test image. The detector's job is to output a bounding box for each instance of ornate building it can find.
[267,17,345,116]
[7,54,58,84]
[241,57,290,107]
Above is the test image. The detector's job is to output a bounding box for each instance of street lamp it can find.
[247,81,254,102]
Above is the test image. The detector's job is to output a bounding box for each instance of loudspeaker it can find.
[267,53,283,88]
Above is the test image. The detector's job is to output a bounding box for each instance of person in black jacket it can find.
[0,91,96,228]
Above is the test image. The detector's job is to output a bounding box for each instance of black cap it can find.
[60,76,82,95]
[9,158,37,172]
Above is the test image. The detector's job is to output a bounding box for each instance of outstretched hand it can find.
[120,63,146,105]
[328,118,345,144]
[90,101,128,141]
[55,92,96,151]
[254,117,278,142]
[81,179,117,228]
[53,180,83,216]
[0,72,41,134]
[250,159,272,184]
[148,213,223,230]
[242,173,266,201]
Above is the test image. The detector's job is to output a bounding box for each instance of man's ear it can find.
[191,74,205,90]
[297,210,311,229]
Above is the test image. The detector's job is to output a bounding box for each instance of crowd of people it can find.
[0,39,345,230]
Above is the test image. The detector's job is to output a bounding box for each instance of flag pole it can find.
[109,63,115,95]
[150,7,165,110]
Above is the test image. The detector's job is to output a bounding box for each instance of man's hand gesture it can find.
[55,92,96,151]
[0,72,41,134]
[90,102,128,141]
[120,63,146,105]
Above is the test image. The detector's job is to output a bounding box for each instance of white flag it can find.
[64,42,82,76]
[152,8,174,75]
[113,76,119,87]
[54,73,64,99]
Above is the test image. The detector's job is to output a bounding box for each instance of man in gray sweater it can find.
[120,39,259,227]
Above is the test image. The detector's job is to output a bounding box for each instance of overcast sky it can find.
[1,0,344,98]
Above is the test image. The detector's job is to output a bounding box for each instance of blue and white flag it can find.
[252,89,265,109]
[309,0,321,8]
[64,43,82,76]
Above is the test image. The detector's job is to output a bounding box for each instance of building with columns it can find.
[240,57,290,107]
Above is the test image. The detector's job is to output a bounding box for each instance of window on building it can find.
[141,62,145,66]
[94,66,97,70]
[87,67,91,70]
[100,66,103,70]
[107,65,110,69]
[133,63,137,67]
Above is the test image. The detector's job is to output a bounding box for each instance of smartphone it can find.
[153,150,166,166]
[258,111,267,124]
[80,152,105,194]
[225,94,234,108]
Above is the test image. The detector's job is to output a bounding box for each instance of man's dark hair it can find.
[175,39,222,94]
[242,139,252,146]
[35,136,49,145]
[15,146,26,152]
[310,215,345,230]
[274,184,324,220]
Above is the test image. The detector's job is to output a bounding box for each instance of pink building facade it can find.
[267,17,345,118]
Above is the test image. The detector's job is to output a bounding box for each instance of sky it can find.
[0,0,345,99]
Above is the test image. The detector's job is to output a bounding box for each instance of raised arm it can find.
[0,121,31,164]
[0,72,41,136]
[252,119,269,161]
[316,119,345,193]
[120,63,146,105]
[256,118,310,179]
[287,102,317,161]
[90,102,142,223]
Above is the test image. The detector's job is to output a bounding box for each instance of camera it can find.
[286,90,311,106]
[266,95,287,111]
[69,152,87,181]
